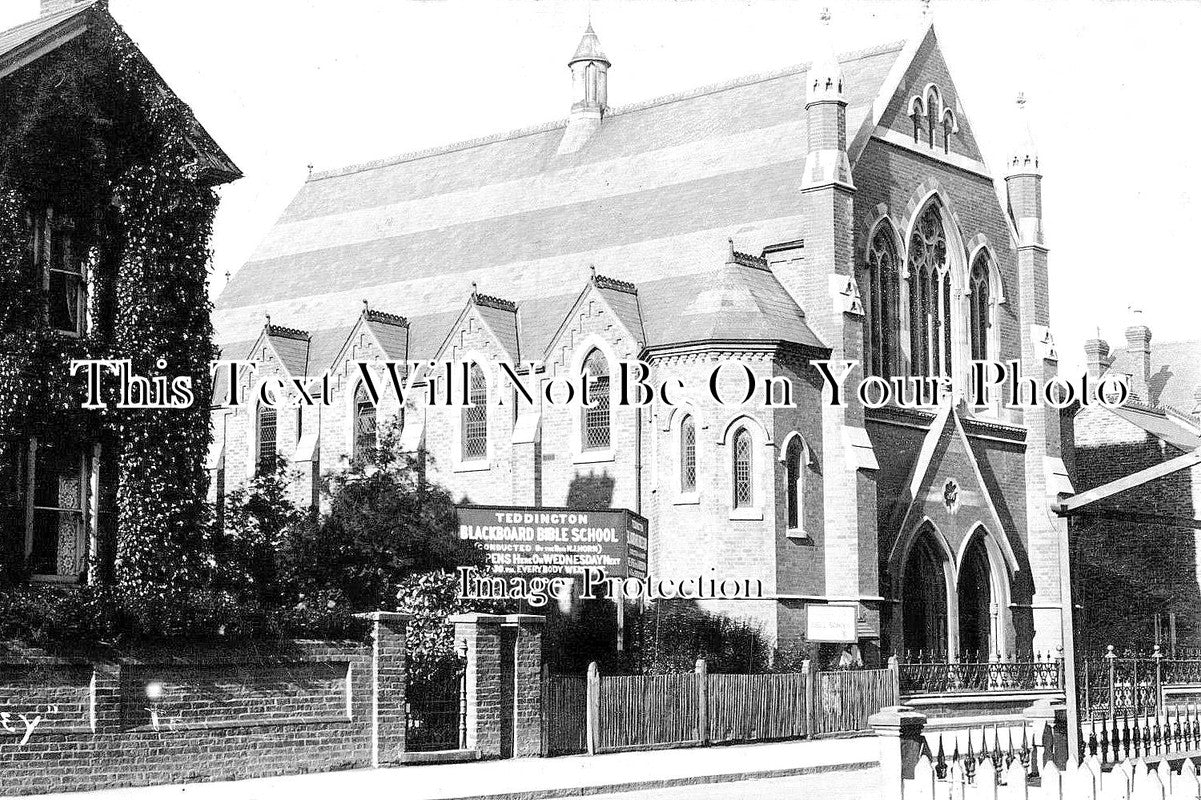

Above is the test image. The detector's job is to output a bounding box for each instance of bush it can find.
[395,570,513,686]
[0,583,365,646]
[280,421,485,610]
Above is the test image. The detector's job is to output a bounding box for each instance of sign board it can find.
[806,604,858,643]
[457,505,648,580]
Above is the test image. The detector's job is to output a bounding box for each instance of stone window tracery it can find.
[969,253,992,362]
[864,223,901,377]
[908,203,953,379]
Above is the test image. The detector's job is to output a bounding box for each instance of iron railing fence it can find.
[895,651,1064,695]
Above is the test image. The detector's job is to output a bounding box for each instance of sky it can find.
[4,0,1200,375]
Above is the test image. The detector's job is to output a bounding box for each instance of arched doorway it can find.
[958,534,993,660]
[901,531,949,656]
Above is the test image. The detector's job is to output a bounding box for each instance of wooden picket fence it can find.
[906,753,1201,799]
[543,659,899,756]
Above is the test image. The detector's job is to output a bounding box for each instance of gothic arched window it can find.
[969,252,991,362]
[352,382,377,461]
[680,414,696,493]
[732,428,753,509]
[942,110,955,154]
[908,203,952,379]
[256,403,277,475]
[785,436,806,531]
[461,364,488,461]
[582,349,611,451]
[865,223,901,377]
[909,98,924,144]
[925,87,941,147]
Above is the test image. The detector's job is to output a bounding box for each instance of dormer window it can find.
[35,210,86,336]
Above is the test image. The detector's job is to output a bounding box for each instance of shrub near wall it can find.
[0,621,408,796]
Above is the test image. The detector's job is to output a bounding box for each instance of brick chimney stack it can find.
[1124,321,1153,402]
[1083,338,1112,381]
[40,0,87,15]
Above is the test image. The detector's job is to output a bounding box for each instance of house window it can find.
[31,442,86,578]
[864,224,901,377]
[969,253,991,362]
[462,364,488,461]
[908,203,952,379]
[257,403,278,475]
[35,211,86,336]
[732,428,753,508]
[680,414,696,493]
[352,382,377,461]
[582,349,611,451]
[785,437,805,531]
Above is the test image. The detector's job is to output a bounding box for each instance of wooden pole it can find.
[586,661,600,755]
[803,657,816,737]
[615,580,624,653]
[695,657,708,746]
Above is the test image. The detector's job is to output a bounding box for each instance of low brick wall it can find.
[0,612,409,796]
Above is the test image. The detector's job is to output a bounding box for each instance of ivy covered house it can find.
[0,0,238,589]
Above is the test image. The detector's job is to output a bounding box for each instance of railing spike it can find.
[935,734,948,779]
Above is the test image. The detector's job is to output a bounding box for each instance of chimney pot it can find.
[1124,323,1153,402]
[1083,338,1112,381]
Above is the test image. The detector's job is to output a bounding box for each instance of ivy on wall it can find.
[0,7,221,624]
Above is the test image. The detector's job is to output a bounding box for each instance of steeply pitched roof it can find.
[0,1,97,72]
[1107,340,1200,416]
[1107,405,1201,453]
[643,257,822,350]
[213,41,906,362]
[0,1,240,185]
[264,325,311,378]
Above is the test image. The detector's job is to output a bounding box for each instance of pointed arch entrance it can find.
[901,527,951,656]
[958,534,992,659]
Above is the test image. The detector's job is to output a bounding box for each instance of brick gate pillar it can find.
[451,613,506,758]
[356,611,411,767]
[504,614,545,757]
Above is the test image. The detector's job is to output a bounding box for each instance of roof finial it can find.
[264,313,271,329]
[1016,91,1027,109]
[471,281,478,297]
[590,264,597,282]
[728,238,736,259]
[921,0,932,18]
[224,270,231,283]
[362,299,370,314]
[820,6,831,25]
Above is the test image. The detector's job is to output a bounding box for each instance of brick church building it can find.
[1068,325,1200,655]
[211,15,1073,660]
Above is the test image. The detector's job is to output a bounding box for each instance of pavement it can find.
[38,736,884,800]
